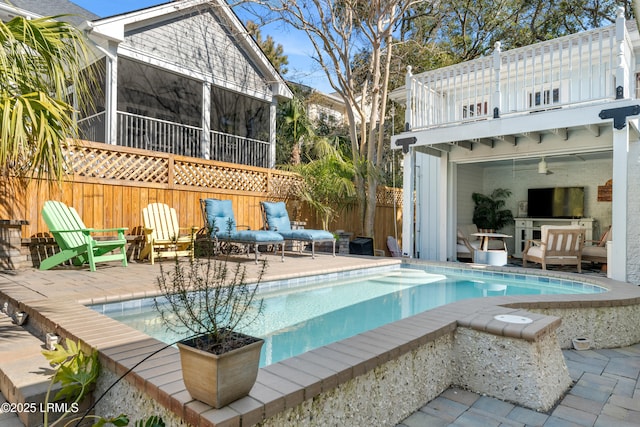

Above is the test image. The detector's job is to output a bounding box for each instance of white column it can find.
[437,153,449,261]
[401,149,415,257]
[615,7,628,99]
[610,124,628,281]
[201,82,211,159]
[269,96,277,168]
[405,66,413,131]
[104,41,119,145]
[493,41,502,118]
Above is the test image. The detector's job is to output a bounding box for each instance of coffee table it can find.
[470,232,512,266]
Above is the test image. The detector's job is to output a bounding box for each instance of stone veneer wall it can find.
[452,328,571,412]
[529,305,640,349]
[259,335,455,427]
[94,369,189,427]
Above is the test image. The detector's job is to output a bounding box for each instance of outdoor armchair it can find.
[522,225,585,273]
[140,203,197,264]
[40,200,128,272]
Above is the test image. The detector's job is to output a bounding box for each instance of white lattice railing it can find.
[405,9,635,130]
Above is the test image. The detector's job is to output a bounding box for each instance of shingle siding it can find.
[123,9,270,97]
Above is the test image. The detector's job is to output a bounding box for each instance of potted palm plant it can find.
[472,188,514,232]
[154,242,266,409]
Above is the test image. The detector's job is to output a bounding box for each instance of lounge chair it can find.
[522,225,585,272]
[201,198,284,263]
[40,200,128,272]
[260,201,335,258]
[139,203,197,264]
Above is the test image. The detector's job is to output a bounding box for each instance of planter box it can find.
[177,334,264,408]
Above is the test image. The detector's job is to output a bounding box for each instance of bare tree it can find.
[238,0,417,236]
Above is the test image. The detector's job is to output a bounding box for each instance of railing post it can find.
[493,41,502,118]
[405,66,413,131]
[615,6,627,99]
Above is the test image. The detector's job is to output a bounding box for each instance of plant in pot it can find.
[472,188,514,232]
[154,239,266,409]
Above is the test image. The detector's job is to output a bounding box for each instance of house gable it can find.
[123,8,270,98]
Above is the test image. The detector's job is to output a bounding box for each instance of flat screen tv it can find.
[527,187,584,218]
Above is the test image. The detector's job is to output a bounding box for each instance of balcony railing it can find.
[405,10,635,130]
[78,111,271,168]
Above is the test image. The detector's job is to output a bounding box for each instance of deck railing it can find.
[405,10,635,130]
[78,111,272,168]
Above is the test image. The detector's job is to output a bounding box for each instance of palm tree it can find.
[0,15,94,182]
[284,138,356,230]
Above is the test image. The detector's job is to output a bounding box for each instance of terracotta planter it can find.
[177,334,264,408]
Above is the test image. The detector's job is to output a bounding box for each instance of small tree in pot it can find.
[154,244,266,408]
[472,188,514,232]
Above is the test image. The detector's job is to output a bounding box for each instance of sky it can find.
[72,0,332,92]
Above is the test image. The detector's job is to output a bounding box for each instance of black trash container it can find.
[349,237,374,256]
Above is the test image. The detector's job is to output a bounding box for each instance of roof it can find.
[0,0,98,25]
[88,0,292,99]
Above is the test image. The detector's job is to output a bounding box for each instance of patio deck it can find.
[1,253,639,426]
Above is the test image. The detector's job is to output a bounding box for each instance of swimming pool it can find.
[90,264,605,367]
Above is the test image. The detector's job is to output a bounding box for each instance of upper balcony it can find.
[398,9,638,132]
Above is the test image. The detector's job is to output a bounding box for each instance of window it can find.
[528,88,560,107]
[462,101,488,119]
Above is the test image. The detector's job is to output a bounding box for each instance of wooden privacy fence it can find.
[0,141,402,257]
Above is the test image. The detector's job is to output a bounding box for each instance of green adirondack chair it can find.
[40,201,128,272]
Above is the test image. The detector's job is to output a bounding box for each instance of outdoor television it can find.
[527,187,585,218]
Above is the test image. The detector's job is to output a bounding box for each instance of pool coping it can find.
[3,259,640,426]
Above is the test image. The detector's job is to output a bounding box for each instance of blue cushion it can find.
[227,230,284,243]
[261,201,292,232]
[204,199,283,243]
[279,229,334,242]
[204,199,237,235]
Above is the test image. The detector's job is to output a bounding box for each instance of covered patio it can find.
[391,8,640,285]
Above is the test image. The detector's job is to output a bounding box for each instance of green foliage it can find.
[134,415,166,427]
[245,20,289,75]
[42,340,99,405]
[42,339,165,426]
[472,188,514,231]
[283,138,356,230]
[0,15,95,182]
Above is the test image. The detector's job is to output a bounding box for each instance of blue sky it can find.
[73,0,331,92]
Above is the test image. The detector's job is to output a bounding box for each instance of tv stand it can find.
[513,217,594,258]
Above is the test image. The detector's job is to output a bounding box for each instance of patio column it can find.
[401,149,415,257]
[610,124,628,281]
[269,96,277,168]
[104,41,119,145]
[201,82,211,160]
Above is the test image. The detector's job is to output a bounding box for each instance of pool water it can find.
[91,266,605,367]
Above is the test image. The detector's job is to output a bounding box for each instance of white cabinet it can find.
[513,217,594,258]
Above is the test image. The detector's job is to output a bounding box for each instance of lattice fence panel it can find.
[268,173,304,199]
[174,160,268,192]
[65,145,169,184]
[376,186,403,206]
